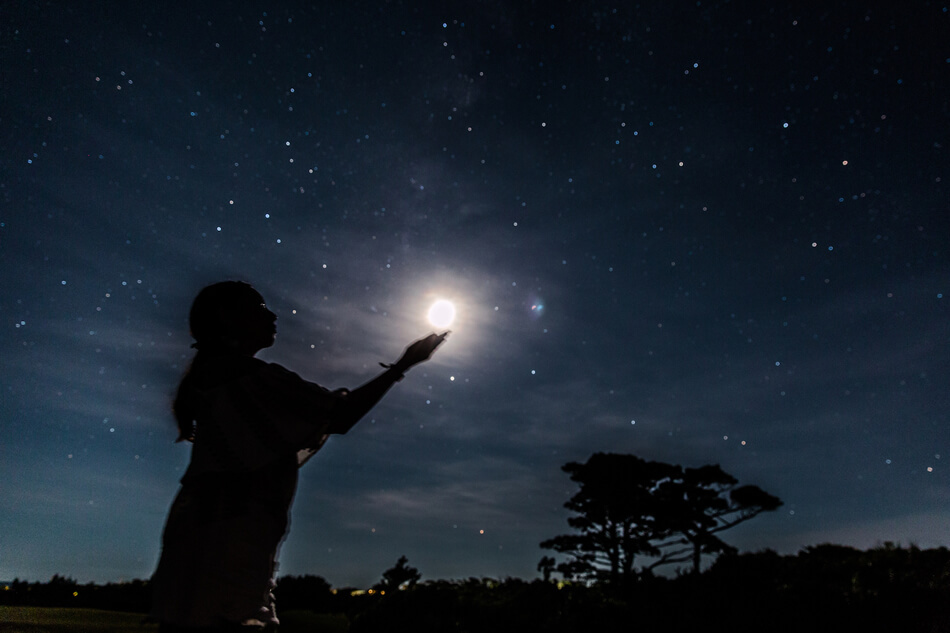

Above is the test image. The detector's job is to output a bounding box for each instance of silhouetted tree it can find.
[539,453,680,584]
[541,453,782,581]
[652,464,783,574]
[538,556,556,582]
[375,555,421,592]
[274,574,333,611]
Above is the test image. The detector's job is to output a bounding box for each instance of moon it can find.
[427,299,456,328]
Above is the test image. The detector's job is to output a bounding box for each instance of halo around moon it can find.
[427,299,456,328]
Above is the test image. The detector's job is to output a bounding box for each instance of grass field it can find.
[0,607,158,632]
[0,607,349,632]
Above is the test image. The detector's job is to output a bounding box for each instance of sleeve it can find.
[238,362,351,452]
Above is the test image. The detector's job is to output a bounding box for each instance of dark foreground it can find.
[4,545,949,632]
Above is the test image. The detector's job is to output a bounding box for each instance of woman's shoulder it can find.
[255,359,299,379]
[251,361,335,399]
[191,354,268,388]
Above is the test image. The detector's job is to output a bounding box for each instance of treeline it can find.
[281,544,950,632]
[4,543,947,632]
[0,574,150,613]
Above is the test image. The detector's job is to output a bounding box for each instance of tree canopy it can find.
[541,453,782,583]
[374,555,421,592]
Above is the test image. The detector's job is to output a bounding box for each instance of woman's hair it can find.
[173,373,199,443]
[173,281,258,442]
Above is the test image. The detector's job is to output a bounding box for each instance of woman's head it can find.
[174,281,276,441]
[189,281,277,355]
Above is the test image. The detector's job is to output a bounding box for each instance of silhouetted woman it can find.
[151,281,445,631]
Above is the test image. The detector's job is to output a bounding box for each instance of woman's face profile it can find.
[191,282,278,355]
[227,290,278,354]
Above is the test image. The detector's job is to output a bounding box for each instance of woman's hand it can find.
[394,332,448,372]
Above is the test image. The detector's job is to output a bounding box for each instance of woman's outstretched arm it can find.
[326,332,447,433]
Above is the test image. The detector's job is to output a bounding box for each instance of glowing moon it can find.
[427,299,456,328]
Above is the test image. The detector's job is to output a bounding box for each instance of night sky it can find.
[1,2,947,588]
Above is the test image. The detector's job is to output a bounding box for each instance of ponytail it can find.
[173,369,198,442]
